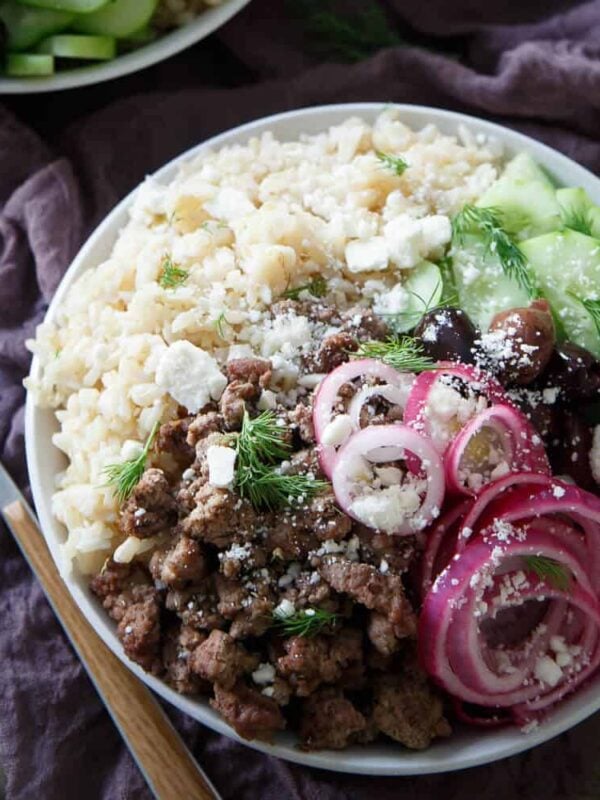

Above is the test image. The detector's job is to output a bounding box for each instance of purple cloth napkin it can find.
[1,2,600,797]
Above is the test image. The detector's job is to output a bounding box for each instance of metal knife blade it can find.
[0,461,35,519]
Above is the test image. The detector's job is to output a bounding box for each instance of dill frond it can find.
[282,275,328,301]
[103,421,160,504]
[376,150,408,176]
[232,411,328,510]
[158,254,188,289]
[523,555,571,592]
[354,335,435,372]
[273,607,338,637]
[567,292,600,337]
[452,205,536,297]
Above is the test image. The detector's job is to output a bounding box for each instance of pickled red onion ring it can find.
[419,528,600,710]
[403,363,508,456]
[312,358,412,478]
[331,424,444,535]
[444,404,550,497]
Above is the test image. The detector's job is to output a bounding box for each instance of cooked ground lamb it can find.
[89,302,450,750]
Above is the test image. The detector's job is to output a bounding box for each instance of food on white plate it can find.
[26,110,600,749]
[0,0,226,77]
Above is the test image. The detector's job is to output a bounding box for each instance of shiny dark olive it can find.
[542,342,600,401]
[548,412,595,492]
[414,308,478,364]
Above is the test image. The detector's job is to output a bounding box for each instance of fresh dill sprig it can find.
[158,254,188,289]
[568,292,600,337]
[103,421,160,504]
[452,205,536,297]
[293,0,402,63]
[354,335,436,373]
[560,205,594,237]
[235,410,291,466]
[523,555,571,592]
[376,150,408,177]
[231,411,328,510]
[282,275,328,301]
[273,607,338,637]
[215,311,230,339]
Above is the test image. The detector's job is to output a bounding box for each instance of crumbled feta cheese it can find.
[257,389,277,411]
[207,445,236,488]
[383,215,423,269]
[543,387,559,405]
[156,340,227,413]
[121,440,144,461]
[227,344,255,361]
[204,187,254,222]
[552,484,566,499]
[274,598,295,618]
[252,662,276,686]
[420,215,452,252]
[534,655,563,687]
[345,236,389,273]
[350,479,424,533]
[372,282,410,315]
[321,414,354,447]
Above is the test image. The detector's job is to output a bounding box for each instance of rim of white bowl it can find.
[0,0,251,95]
[25,103,600,775]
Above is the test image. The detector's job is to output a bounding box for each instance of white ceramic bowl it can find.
[25,103,600,775]
[0,0,250,94]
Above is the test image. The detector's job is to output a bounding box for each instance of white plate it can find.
[25,103,600,775]
[0,0,250,94]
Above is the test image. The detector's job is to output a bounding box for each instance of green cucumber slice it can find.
[556,188,600,239]
[15,0,109,12]
[521,230,600,357]
[36,32,115,59]
[451,233,530,331]
[0,4,73,50]
[477,153,561,238]
[71,0,158,38]
[5,51,54,74]
[392,260,443,333]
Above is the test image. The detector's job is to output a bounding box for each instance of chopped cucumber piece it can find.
[0,4,73,50]
[5,51,54,74]
[452,233,530,331]
[521,230,600,357]
[477,153,561,238]
[71,0,159,38]
[392,260,443,333]
[16,0,109,12]
[556,188,600,239]
[36,32,115,59]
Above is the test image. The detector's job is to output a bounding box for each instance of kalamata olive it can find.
[542,342,600,402]
[548,412,595,491]
[509,389,560,443]
[486,299,555,385]
[414,308,478,363]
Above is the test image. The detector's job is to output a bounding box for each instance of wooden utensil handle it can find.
[3,501,218,800]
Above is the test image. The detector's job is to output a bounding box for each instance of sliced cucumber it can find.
[452,233,530,331]
[556,188,600,239]
[5,51,54,74]
[393,260,443,333]
[521,230,600,357]
[71,0,158,38]
[477,153,561,238]
[36,32,115,58]
[16,0,109,12]
[0,4,73,50]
